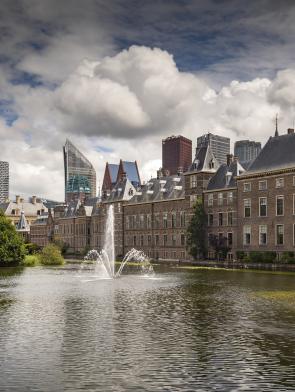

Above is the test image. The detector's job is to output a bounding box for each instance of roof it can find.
[121,161,140,186]
[188,144,219,173]
[103,177,137,203]
[128,174,185,205]
[0,200,48,216]
[16,211,30,231]
[207,160,246,191]
[108,164,119,184]
[245,133,295,175]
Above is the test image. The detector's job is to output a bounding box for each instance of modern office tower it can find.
[63,139,96,203]
[234,140,261,163]
[162,135,192,175]
[0,161,9,203]
[196,133,230,165]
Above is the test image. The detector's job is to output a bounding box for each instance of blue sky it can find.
[1,0,295,199]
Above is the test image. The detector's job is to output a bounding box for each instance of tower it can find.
[0,161,9,203]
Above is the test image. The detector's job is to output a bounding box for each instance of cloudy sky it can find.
[1,0,295,201]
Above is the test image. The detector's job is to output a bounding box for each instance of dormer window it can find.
[209,159,215,169]
[128,188,133,196]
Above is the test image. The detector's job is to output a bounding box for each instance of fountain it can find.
[83,204,154,279]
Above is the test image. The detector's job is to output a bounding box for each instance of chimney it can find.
[226,154,234,166]
[16,195,20,204]
[288,128,294,135]
[32,195,37,204]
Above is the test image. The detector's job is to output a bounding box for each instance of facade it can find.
[237,129,295,258]
[234,140,261,163]
[197,133,230,165]
[0,161,9,203]
[63,139,96,203]
[162,135,192,175]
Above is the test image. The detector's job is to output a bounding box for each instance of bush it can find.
[248,251,276,263]
[0,210,26,266]
[24,242,41,255]
[53,239,69,255]
[236,251,246,261]
[39,244,64,266]
[281,251,295,264]
[22,254,40,267]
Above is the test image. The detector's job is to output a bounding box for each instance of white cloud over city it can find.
[1,0,295,200]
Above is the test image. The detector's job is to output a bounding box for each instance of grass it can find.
[253,290,295,304]
[173,265,295,276]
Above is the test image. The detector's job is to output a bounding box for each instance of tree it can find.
[208,234,229,260]
[186,197,207,260]
[39,244,64,265]
[0,210,26,266]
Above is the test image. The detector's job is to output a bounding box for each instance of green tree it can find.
[208,234,229,261]
[0,210,26,266]
[39,244,64,266]
[186,197,207,260]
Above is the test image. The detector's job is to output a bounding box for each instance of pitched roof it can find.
[207,160,246,190]
[108,164,119,183]
[245,133,295,175]
[188,144,219,173]
[104,177,136,203]
[16,211,29,231]
[120,161,140,185]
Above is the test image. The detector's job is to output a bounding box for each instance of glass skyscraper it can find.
[234,140,261,163]
[196,133,230,165]
[63,140,96,203]
[0,161,9,203]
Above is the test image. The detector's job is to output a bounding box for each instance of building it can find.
[63,139,96,203]
[204,154,246,259]
[0,161,9,203]
[234,140,261,163]
[196,133,230,165]
[16,210,30,241]
[162,135,192,175]
[237,128,295,259]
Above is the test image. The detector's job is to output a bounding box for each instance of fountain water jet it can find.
[83,204,153,279]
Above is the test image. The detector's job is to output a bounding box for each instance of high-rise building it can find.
[162,135,192,175]
[63,139,96,203]
[234,140,261,163]
[0,161,9,203]
[196,133,230,165]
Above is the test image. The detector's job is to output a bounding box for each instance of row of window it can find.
[208,211,234,227]
[243,177,295,192]
[243,195,294,218]
[125,212,186,230]
[207,192,234,207]
[127,233,186,247]
[243,224,293,246]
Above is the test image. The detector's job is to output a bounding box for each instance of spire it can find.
[17,210,29,231]
[275,113,279,137]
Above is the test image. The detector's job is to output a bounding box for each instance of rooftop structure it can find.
[63,139,96,203]
[102,160,141,194]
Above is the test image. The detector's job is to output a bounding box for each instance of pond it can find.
[1,264,295,391]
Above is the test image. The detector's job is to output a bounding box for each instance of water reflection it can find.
[0,266,295,391]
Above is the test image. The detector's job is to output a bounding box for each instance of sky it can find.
[1,0,295,201]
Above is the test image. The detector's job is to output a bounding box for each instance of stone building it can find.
[204,155,246,259]
[237,129,295,259]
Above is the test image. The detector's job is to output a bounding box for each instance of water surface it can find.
[1,265,295,391]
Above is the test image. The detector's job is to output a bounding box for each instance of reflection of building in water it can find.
[63,139,96,203]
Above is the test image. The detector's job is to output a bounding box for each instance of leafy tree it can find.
[209,234,229,260]
[0,210,26,266]
[186,197,207,259]
[53,239,69,255]
[39,244,64,266]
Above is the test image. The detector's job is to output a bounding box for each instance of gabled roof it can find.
[207,160,246,191]
[245,133,295,175]
[188,144,219,173]
[118,160,141,186]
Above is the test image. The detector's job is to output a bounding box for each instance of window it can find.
[259,225,267,245]
[154,213,160,228]
[218,193,223,206]
[276,196,284,216]
[243,183,251,192]
[219,212,223,226]
[163,213,168,228]
[140,214,145,228]
[180,211,186,227]
[155,235,159,246]
[294,224,295,246]
[147,214,152,229]
[208,214,213,226]
[140,235,144,246]
[164,234,168,246]
[243,226,251,245]
[171,212,176,228]
[276,224,284,245]
[276,178,284,188]
[259,180,267,190]
[244,199,251,217]
[172,235,176,246]
[294,195,295,215]
[133,236,137,246]
[293,176,295,186]
[208,194,213,207]
[259,197,267,217]
[227,192,233,204]
[228,211,233,226]
[148,235,151,246]
[181,234,185,246]
[190,175,197,188]
[228,232,233,247]
[117,203,121,213]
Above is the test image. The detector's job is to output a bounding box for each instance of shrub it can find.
[236,251,246,260]
[53,239,69,255]
[24,242,41,255]
[22,254,40,267]
[39,244,64,266]
[281,251,295,264]
[0,210,26,266]
[248,251,276,263]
